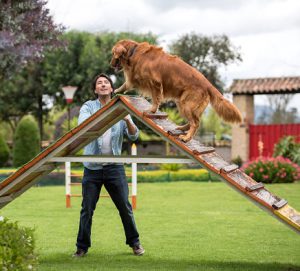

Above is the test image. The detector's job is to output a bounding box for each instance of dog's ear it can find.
[113,44,127,58]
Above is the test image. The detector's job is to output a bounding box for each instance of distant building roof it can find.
[229,76,300,95]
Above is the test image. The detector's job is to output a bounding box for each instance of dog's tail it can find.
[207,84,242,123]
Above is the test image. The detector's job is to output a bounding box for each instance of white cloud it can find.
[47,0,300,37]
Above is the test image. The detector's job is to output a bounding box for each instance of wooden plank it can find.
[200,152,230,172]
[50,155,194,164]
[34,164,56,173]
[1,171,42,197]
[176,138,215,155]
[120,96,152,112]
[252,189,281,209]
[226,169,259,190]
[79,131,102,138]
[151,118,179,132]
[223,168,279,210]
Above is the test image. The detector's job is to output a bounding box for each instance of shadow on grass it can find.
[40,253,300,271]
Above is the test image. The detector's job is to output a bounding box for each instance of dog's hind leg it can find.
[179,119,199,142]
[178,97,208,142]
[174,101,190,131]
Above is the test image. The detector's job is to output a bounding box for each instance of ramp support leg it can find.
[65,161,71,208]
[131,144,137,210]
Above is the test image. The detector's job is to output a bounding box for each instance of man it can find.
[73,73,144,257]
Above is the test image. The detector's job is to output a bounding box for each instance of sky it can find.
[46,0,300,108]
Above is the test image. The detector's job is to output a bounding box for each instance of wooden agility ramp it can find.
[0,95,299,234]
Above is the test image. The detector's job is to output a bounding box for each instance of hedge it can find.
[13,116,40,167]
[241,156,300,184]
[134,169,220,183]
[0,133,9,167]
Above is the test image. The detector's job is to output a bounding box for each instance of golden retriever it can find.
[111,39,242,142]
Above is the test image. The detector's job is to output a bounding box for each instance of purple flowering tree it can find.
[0,0,65,80]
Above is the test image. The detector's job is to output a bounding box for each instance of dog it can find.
[110,39,242,142]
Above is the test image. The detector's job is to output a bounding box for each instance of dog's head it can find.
[110,40,138,72]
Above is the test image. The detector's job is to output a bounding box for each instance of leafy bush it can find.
[159,163,184,171]
[134,169,220,183]
[161,108,184,125]
[231,155,243,167]
[13,116,40,167]
[241,156,300,184]
[0,217,38,270]
[0,133,10,166]
[273,136,300,165]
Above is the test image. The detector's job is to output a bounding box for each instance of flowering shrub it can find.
[273,136,300,165]
[241,156,300,184]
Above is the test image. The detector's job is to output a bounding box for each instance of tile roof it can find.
[229,76,300,95]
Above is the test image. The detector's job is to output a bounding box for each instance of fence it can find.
[249,123,300,160]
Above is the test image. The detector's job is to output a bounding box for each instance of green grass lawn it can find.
[1,182,300,271]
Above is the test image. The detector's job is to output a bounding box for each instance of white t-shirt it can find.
[101,128,112,155]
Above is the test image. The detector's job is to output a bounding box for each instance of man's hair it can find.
[92,73,114,98]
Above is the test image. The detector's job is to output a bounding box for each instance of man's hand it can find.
[124,115,130,122]
[124,115,137,135]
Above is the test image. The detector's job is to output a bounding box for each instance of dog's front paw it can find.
[114,88,124,94]
[144,108,157,114]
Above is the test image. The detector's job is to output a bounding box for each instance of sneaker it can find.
[72,248,87,258]
[132,243,145,256]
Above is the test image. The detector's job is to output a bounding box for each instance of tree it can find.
[202,107,231,139]
[0,61,49,137]
[13,115,40,167]
[43,31,158,105]
[267,94,297,124]
[0,0,65,80]
[0,132,10,166]
[0,31,158,139]
[169,33,242,91]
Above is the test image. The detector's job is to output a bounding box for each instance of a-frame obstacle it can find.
[0,96,299,234]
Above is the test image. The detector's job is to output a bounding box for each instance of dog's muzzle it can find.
[111,57,122,72]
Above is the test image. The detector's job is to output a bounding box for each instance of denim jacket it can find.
[78,99,139,170]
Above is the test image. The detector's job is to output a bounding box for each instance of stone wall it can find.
[231,94,254,162]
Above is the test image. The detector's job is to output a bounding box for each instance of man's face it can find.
[95,76,113,97]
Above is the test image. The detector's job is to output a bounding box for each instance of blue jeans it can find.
[76,165,140,251]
